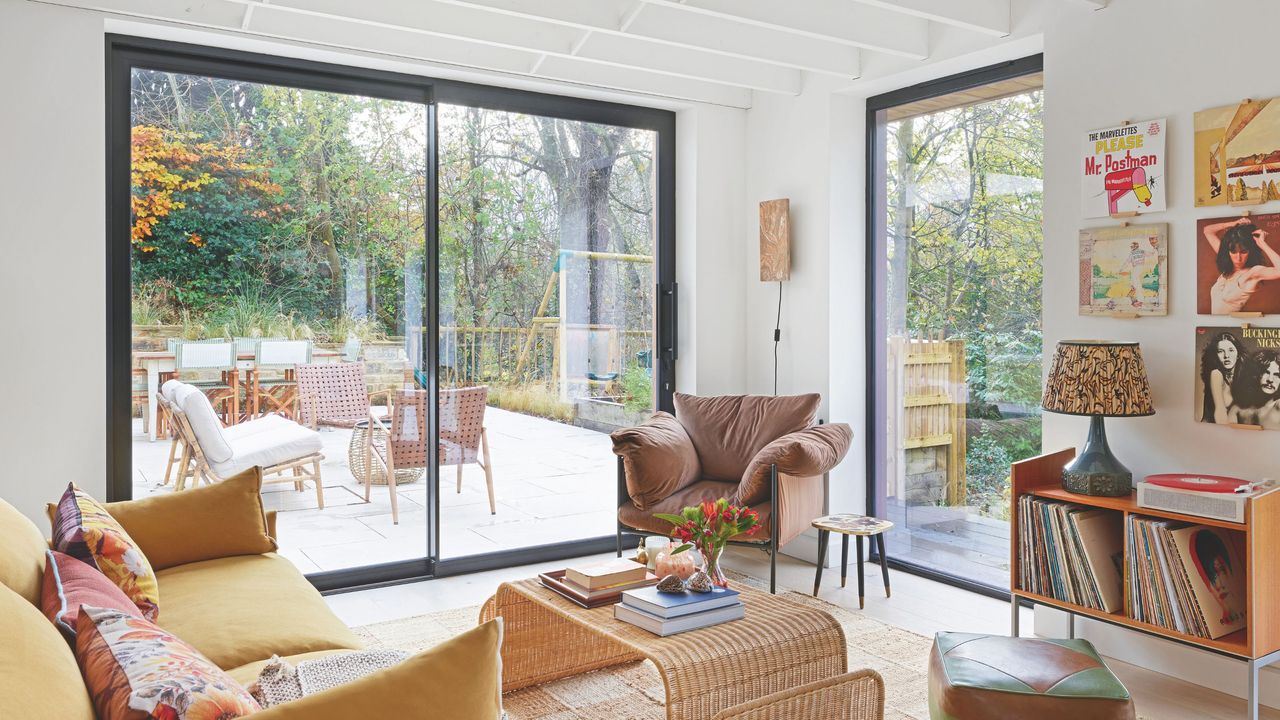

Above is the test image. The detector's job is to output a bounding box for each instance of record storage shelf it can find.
[1010,448,1280,661]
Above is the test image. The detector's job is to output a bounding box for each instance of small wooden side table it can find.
[811,513,894,608]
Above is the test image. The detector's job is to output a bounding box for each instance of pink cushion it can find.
[41,550,140,640]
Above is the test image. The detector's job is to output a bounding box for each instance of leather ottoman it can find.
[928,632,1135,720]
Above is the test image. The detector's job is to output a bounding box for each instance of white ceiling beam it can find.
[37,0,247,29]
[246,7,752,105]
[34,0,752,107]
[643,0,930,59]
[265,0,582,56]
[448,0,861,76]
[535,56,752,108]
[257,0,798,93]
[626,4,860,77]
[574,33,801,94]
[851,0,1009,37]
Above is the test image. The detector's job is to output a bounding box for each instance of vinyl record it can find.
[1144,473,1248,493]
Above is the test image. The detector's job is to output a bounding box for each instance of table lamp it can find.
[1041,340,1154,496]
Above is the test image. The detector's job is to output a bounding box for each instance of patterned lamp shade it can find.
[1042,340,1155,417]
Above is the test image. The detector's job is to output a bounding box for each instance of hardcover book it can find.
[620,585,741,619]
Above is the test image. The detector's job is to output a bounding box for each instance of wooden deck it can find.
[881,499,1010,589]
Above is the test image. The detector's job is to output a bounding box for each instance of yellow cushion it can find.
[0,498,48,606]
[0,582,95,720]
[226,649,353,687]
[155,553,361,669]
[252,619,504,720]
[105,467,277,571]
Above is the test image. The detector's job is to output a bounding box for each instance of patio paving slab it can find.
[131,406,620,573]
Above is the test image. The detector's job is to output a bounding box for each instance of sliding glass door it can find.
[867,57,1044,592]
[108,37,675,589]
[436,104,659,559]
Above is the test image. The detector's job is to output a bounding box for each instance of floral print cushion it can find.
[52,483,160,620]
[76,606,261,720]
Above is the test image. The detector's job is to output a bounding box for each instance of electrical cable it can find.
[773,280,782,396]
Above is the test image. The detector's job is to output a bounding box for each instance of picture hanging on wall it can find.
[1195,325,1280,429]
[1195,98,1280,207]
[1078,223,1168,316]
[1081,118,1166,218]
[1196,213,1280,314]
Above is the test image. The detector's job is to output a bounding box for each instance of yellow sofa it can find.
[0,470,502,719]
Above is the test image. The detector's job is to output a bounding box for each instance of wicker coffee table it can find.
[480,578,852,720]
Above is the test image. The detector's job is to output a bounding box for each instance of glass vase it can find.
[701,545,729,588]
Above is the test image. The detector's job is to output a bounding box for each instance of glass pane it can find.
[880,86,1044,589]
[437,104,658,558]
[129,68,428,573]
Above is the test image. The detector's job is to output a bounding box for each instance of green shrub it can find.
[620,366,653,412]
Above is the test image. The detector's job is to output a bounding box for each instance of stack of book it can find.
[1017,495,1124,612]
[1127,516,1246,640]
[540,558,657,608]
[613,585,743,636]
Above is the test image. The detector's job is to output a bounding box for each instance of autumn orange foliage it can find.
[130,125,284,250]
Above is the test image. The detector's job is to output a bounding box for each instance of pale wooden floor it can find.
[325,546,1278,720]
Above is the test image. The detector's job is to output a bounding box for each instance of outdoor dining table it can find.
[135,348,340,441]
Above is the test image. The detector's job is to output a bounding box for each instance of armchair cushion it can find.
[673,393,820,481]
[735,423,853,506]
[100,468,277,571]
[250,619,504,720]
[611,411,701,509]
[210,422,323,478]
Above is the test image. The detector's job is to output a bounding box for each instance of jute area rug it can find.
[352,577,934,720]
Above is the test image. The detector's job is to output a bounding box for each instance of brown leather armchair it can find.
[611,393,852,593]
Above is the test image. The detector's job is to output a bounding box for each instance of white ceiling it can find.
[35,0,1035,108]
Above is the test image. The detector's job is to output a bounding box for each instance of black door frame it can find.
[864,53,1043,599]
[107,35,676,592]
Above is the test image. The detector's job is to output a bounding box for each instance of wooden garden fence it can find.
[885,333,968,506]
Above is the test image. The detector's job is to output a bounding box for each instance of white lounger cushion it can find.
[211,422,323,478]
[179,386,235,464]
[222,414,296,441]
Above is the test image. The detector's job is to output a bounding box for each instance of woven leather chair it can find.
[364,387,494,524]
[612,393,852,593]
[296,362,392,429]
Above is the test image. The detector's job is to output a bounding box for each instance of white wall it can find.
[0,0,748,525]
[1039,0,1280,705]
[0,0,107,523]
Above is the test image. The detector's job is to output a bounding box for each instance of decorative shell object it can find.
[656,574,687,593]
[635,546,649,565]
[686,570,713,593]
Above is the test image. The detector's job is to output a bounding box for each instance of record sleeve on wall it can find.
[1078,223,1168,316]
[1196,99,1280,207]
[1194,325,1280,429]
[1082,118,1166,218]
[1196,213,1280,314]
